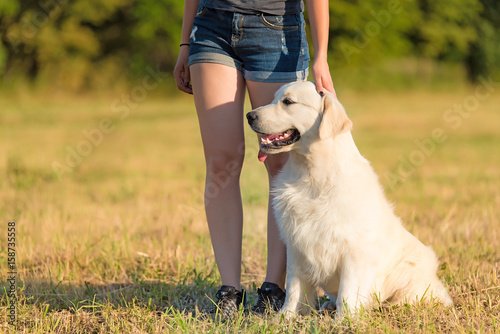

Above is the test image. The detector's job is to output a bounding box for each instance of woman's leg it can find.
[247,80,292,291]
[190,63,246,291]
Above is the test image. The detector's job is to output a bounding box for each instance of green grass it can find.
[0,87,499,333]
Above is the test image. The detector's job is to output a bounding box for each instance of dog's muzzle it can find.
[246,111,258,126]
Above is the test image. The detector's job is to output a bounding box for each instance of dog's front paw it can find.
[279,308,296,320]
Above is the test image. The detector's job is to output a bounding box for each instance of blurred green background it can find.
[0,0,499,93]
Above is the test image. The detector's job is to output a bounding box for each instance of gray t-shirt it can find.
[199,0,304,15]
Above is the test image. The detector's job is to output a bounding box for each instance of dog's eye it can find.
[283,98,295,105]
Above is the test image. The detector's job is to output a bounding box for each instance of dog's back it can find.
[275,130,452,312]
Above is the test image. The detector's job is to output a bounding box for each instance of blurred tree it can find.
[1,0,127,90]
[464,0,500,81]
[329,0,421,66]
[0,0,498,90]
[410,0,482,60]
[129,0,183,72]
[0,1,19,75]
[329,0,492,83]
[0,0,183,90]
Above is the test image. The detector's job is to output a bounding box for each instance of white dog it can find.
[246,82,453,319]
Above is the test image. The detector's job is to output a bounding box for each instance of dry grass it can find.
[0,87,499,333]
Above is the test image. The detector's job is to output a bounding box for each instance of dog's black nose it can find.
[246,111,258,125]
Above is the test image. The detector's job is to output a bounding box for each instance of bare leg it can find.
[247,80,294,291]
[190,63,246,291]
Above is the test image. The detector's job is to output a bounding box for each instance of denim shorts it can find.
[188,7,310,82]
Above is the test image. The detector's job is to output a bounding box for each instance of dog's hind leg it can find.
[335,266,375,319]
[432,280,453,306]
[401,278,453,307]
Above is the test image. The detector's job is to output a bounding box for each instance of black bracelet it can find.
[180,43,190,47]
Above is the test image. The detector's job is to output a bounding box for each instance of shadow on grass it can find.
[0,268,226,321]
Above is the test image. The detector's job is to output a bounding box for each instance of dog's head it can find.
[246,81,352,161]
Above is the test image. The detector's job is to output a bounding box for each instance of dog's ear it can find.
[319,93,353,140]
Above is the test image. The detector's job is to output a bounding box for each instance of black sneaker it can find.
[251,282,286,314]
[208,285,246,322]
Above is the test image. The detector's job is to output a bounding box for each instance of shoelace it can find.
[209,287,245,321]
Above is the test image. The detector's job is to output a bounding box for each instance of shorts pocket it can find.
[195,6,208,17]
[260,14,299,31]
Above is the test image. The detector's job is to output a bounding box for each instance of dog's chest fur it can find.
[273,163,347,285]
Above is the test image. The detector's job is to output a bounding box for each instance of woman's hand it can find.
[311,56,336,98]
[306,0,336,98]
[173,46,193,94]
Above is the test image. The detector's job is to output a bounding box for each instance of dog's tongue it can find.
[258,149,268,162]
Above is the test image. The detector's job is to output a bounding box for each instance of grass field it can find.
[0,86,499,333]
